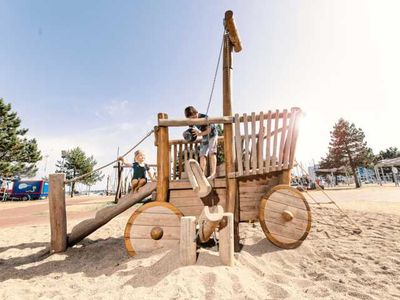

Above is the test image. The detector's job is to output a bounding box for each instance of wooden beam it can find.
[49,173,67,253]
[219,212,234,266]
[180,216,197,266]
[224,11,242,53]
[222,32,240,251]
[156,113,170,202]
[159,116,233,127]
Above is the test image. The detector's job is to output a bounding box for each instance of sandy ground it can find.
[0,186,399,299]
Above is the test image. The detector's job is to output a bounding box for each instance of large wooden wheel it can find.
[124,201,183,256]
[259,185,311,249]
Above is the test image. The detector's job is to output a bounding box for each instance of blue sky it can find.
[1,1,399,188]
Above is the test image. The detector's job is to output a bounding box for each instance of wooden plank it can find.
[283,108,296,169]
[265,200,309,220]
[170,188,226,199]
[178,143,183,179]
[173,144,177,180]
[156,113,169,202]
[264,221,306,241]
[250,112,257,173]
[189,143,193,159]
[243,113,250,175]
[219,212,234,266]
[194,142,199,162]
[240,211,259,221]
[159,116,233,127]
[271,109,279,171]
[234,113,243,176]
[49,173,67,253]
[180,216,197,266]
[265,209,309,229]
[239,111,293,122]
[289,109,300,168]
[177,206,204,218]
[265,111,272,173]
[257,111,264,174]
[184,143,188,165]
[278,109,288,171]
[169,178,227,189]
[127,224,180,239]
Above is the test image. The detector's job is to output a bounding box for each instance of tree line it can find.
[0,98,103,197]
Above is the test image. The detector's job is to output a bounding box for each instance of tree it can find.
[56,147,103,197]
[0,98,42,178]
[375,147,400,161]
[320,118,373,188]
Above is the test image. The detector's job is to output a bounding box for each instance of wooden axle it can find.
[198,205,224,243]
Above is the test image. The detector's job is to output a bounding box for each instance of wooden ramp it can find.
[67,182,156,247]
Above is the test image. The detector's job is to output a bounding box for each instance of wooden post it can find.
[157,113,170,202]
[180,216,197,266]
[279,170,291,185]
[219,212,234,266]
[49,173,67,253]
[223,11,240,251]
[114,161,123,203]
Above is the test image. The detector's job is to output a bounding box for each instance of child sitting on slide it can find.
[118,150,155,193]
[184,106,218,180]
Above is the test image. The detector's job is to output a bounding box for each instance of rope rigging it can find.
[64,129,155,184]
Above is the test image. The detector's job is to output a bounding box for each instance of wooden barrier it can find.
[49,173,67,253]
[180,216,197,266]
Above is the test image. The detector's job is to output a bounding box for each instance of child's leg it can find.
[207,136,218,179]
[134,178,147,192]
[131,179,139,193]
[200,156,207,175]
[209,153,217,179]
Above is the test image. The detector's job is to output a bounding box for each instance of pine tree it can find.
[0,98,42,178]
[55,147,103,197]
[320,118,373,188]
[376,147,400,161]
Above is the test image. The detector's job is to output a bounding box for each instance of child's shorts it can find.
[199,136,217,157]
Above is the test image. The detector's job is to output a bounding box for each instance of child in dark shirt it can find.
[184,106,218,179]
[118,150,155,193]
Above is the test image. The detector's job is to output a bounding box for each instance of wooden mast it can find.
[223,10,242,251]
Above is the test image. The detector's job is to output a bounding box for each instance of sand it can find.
[1,186,399,299]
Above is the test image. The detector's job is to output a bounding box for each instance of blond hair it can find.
[134,150,144,162]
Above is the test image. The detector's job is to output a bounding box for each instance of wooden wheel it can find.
[259,185,311,249]
[124,201,183,256]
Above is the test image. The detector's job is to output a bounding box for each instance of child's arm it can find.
[146,166,156,181]
[117,156,133,167]
[191,126,211,137]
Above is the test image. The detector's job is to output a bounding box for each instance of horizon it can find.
[1,1,399,189]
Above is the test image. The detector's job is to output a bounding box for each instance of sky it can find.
[1,1,399,189]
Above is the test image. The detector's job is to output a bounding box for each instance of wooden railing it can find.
[169,137,224,181]
[232,108,301,177]
[165,107,301,180]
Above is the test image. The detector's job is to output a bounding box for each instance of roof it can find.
[375,157,400,167]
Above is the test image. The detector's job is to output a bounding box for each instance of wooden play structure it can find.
[48,11,311,265]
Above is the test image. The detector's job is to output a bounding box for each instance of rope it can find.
[295,159,362,234]
[205,31,225,116]
[64,129,155,184]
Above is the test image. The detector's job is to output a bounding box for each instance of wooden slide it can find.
[67,182,156,247]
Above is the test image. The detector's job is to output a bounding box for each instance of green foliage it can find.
[375,147,400,161]
[320,118,373,188]
[56,147,103,196]
[0,98,42,178]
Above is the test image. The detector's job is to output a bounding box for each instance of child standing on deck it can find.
[118,150,155,193]
[184,106,218,180]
